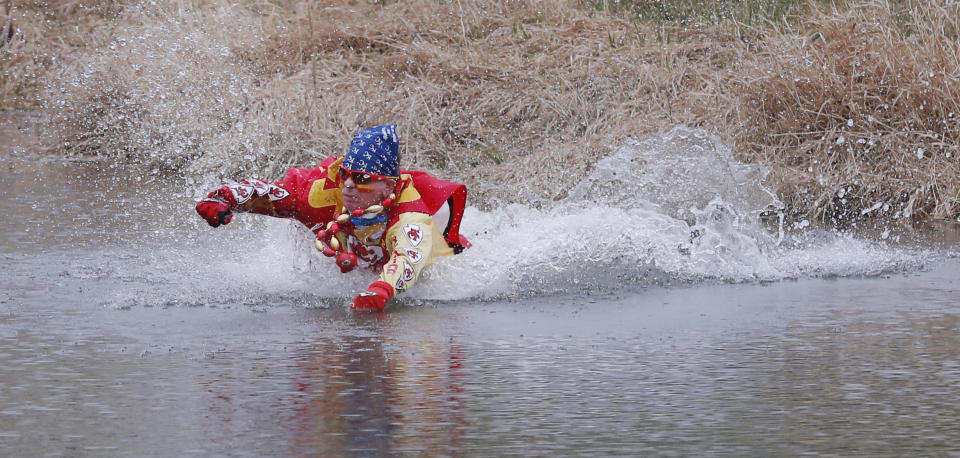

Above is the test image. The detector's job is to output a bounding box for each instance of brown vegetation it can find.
[2,0,959,223]
[0,1,122,107]
[736,1,960,222]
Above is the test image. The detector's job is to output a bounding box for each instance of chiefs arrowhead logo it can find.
[351,241,385,265]
[267,185,290,201]
[403,247,423,264]
[403,223,423,247]
[401,261,415,282]
[249,179,269,193]
[395,278,407,291]
[230,184,254,204]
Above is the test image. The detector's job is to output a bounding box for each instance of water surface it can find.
[2,114,959,456]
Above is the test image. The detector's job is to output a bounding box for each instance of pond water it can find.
[2,113,959,456]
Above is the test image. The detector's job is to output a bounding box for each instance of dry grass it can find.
[6,0,960,223]
[0,0,123,109]
[35,0,746,206]
[40,0,277,174]
[734,0,960,222]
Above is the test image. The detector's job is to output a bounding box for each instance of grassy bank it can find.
[2,0,958,223]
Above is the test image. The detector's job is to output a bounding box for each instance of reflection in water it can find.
[288,315,466,456]
[191,313,467,456]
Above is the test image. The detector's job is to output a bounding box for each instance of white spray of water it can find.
[406,127,934,300]
[199,126,923,302]
[79,128,935,308]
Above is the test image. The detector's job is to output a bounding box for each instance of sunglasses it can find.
[339,167,396,185]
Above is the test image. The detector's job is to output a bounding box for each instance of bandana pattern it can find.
[343,124,400,177]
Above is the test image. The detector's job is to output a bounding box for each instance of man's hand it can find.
[351,281,395,311]
[196,187,238,227]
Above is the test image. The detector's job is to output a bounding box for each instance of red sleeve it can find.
[231,157,342,232]
[230,171,305,218]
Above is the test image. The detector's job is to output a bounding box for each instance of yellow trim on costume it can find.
[379,212,454,293]
[326,157,344,181]
[308,179,341,208]
[397,174,421,203]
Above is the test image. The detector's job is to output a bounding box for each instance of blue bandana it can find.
[343,124,400,177]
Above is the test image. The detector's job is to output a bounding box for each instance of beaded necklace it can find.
[314,192,397,272]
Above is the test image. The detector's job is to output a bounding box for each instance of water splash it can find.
[105,127,929,306]
[18,126,936,309]
[407,127,934,301]
[41,1,277,175]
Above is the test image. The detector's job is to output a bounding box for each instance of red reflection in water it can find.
[285,313,468,455]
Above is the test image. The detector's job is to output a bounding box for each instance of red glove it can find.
[351,281,395,311]
[196,186,238,227]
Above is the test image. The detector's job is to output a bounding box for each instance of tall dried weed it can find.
[0,0,122,109]
[735,0,960,222]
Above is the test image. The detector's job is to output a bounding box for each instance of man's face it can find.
[340,168,395,211]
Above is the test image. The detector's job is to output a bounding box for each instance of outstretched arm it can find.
[196,158,344,228]
[196,179,295,226]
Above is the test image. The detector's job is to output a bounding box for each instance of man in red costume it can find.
[196,124,470,311]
